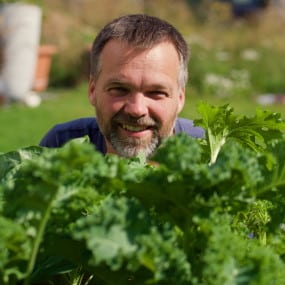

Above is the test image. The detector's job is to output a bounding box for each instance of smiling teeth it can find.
[122,124,147,132]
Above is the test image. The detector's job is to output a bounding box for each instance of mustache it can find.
[112,113,158,127]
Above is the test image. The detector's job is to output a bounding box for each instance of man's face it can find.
[88,39,185,158]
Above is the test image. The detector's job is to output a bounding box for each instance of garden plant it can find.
[1,102,285,285]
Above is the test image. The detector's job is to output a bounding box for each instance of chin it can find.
[111,137,159,158]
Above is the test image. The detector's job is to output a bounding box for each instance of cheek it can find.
[95,96,124,118]
[151,101,179,122]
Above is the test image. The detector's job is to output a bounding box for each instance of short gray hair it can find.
[90,14,189,88]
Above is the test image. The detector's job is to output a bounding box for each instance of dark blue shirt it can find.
[40,117,204,154]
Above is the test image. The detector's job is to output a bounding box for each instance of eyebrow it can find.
[105,77,171,91]
[104,75,130,85]
[106,78,128,85]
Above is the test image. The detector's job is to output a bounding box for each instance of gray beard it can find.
[109,132,160,158]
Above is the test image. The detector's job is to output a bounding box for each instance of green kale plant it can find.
[0,102,285,285]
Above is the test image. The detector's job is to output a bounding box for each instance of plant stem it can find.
[23,190,57,285]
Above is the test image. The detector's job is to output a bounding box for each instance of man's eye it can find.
[148,91,168,98]
[108,87,128,96]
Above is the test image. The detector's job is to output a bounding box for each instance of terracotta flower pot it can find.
[32,44,57,92]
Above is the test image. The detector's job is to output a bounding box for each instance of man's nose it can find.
[124,93,148,117]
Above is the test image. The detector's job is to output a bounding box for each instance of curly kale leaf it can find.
[72,195,191,285]
[197,213,285,285]
[0,146,44,188]
[0,217,31,284]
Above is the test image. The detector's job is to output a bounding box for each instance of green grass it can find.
[1,82,284,153]
[0,84,93,153]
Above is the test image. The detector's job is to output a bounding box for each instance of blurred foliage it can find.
[41,0,285,98]
[42,0,195,86]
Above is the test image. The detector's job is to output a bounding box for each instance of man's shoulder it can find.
[175,118,205,138]
[40,117,105,149]
[51,117,99,131]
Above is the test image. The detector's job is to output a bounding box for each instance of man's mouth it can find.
[121,124,151,132]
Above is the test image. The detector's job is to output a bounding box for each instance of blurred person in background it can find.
[40,14,204,158]
[229,0,269,18]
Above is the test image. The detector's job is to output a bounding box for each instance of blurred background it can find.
[0,0,284,152]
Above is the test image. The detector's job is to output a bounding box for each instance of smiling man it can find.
[40,14,204,158]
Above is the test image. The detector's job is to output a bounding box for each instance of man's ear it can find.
[177,87,185,113]
[88,75,96,106]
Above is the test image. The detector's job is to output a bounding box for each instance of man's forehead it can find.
[101,38,178,57]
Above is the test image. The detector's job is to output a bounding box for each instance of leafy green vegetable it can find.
[194,102,285,164]
[0,102,284,284]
